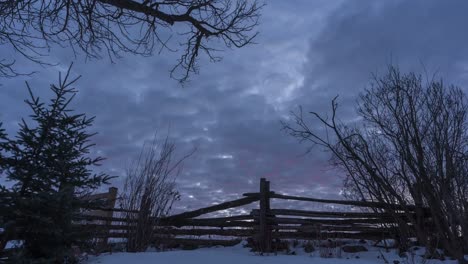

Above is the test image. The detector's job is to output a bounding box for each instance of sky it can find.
[1,0,468,213]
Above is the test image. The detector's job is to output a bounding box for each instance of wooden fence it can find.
[1,178,431,254]
[76,178,430,252]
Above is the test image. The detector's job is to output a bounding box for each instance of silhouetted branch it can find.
[0,0,262,82]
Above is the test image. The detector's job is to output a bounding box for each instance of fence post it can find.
[103,187,118,248]
[259,178,272,253]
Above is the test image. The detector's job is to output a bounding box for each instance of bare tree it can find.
[119,133,195,252]
[0,0,262,81]
[282,66,468,264]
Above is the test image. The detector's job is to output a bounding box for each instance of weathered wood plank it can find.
[84,207,140,214]
[188,215,253,222]
[74,214,131,223]
[161,218,255,228]
[263,209,413,219]
[268,217,397,225]
[243,191,275,197]
[163,196,259,221]
[270,225,395,233]
[269,193,426,211]
[153,238,242,247]
[80,187,118,202]
[79,228,254,238]
[155,228,254,237]
[272,231,392,240]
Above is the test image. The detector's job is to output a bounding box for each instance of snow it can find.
[86,241,460,264]
[5,240,22,249]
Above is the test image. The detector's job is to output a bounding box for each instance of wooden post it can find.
[258,178,272,253]
[103,187,118,248]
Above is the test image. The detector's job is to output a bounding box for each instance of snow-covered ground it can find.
[87,241,460,264]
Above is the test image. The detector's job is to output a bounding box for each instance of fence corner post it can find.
[259,178,272,253]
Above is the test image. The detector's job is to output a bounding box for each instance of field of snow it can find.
[87,241,460,264]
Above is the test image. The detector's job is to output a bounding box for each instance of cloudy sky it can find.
[2,0,468,213]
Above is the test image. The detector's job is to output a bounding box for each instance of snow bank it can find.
[87,242,459,264]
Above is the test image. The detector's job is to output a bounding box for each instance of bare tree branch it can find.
[0,0,263,82]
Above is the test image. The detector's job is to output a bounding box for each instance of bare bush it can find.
[119,133,195,252]
[283,66,468,263]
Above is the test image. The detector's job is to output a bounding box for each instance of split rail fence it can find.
[1,178,431,254]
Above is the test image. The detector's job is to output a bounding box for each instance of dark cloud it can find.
[299,0,468,108]
[2,0,468,213]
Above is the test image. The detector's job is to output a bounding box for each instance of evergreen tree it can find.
[0,122,13,223]
[0,122,11,237]
[4,67,112,262]
[0,122,8,170]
